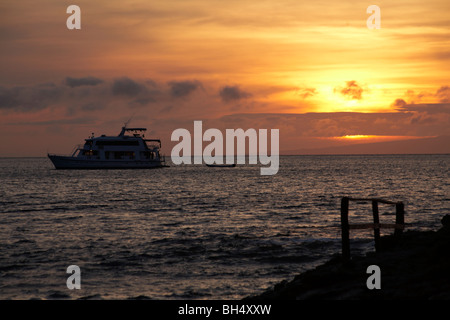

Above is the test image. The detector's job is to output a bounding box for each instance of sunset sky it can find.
[1,0,449,156]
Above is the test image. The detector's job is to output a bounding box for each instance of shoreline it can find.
[247,215,450,300]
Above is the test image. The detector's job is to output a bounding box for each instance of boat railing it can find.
[147,144,160,150]
[145,139,162,149]
[71,144,84,156]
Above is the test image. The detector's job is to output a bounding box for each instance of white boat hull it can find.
[48,155,165,169]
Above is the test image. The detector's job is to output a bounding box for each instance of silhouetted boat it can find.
[48,126,166,169]
[206,163,236,168]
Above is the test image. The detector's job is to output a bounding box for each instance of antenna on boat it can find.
[123,113,136,128]
[124,117,131,128]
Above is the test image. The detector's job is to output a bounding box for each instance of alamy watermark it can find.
[366,265,381,289]
[67,5,381,31]
[66,5,81,30]
[171,121,279,175]
[367,5,381,29]
[66,265,81,289]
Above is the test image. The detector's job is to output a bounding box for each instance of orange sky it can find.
[0,0,449,156]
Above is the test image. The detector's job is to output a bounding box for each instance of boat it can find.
[205,163,236,168]
[48,126,166,169]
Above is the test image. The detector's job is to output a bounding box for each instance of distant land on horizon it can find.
[285,135,450,155]
[1,136,449,158]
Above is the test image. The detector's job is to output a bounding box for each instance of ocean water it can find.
[0,155,448,300]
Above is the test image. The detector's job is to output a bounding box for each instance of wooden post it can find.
[340,197,405,260]
[372,200,381,252]
[395,202,405,237]
[341,197,350,261]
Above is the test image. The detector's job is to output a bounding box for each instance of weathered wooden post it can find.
[340,197,405,260]
[341,197,350,261]
[372,200,381,252]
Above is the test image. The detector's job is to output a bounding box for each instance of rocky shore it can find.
[248,215,450,300]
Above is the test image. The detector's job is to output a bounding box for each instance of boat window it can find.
[96,140,140,146]
[82,150,98,156]
[141,151,154,159]
[113,151,135,159]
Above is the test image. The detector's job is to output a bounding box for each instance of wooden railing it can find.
[340,197,405,260]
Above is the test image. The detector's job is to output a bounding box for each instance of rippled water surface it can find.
[0,155,448,299]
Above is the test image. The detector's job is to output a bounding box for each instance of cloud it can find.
[219,85,252,103]
[65,76,104,88]
[213,109,450,140]
[9,117,96,126]
[296,87,317,99]
[0,86,20,109]
[396,103,450,114]
[168,80,202,98]
[404,89,433,104]
[436,86,450,103]
[391,84,450,112]
[392,85,450,107]
[334,81,363,100]
[81,102,105,112]
[391,98,407,109]
[112,77,144,97]
[387,100,450,130]
[132,97,157,106]
[0,76,159,114]
[0,83,62,112]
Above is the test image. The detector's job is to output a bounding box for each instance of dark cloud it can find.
[112,77,144,97]
[215,109,449,138]
[81,102,105,112]
[391,98,407,109]
[409,113,437,125]
[0,84,62,111]
[436,86,450,103]
[168,80,202,98]
[132,97,157,106]
[335,80,363,100]
[65,76,104,88]
[398,86,450,105]
[1,76,164,114]
[219,85,252,103]
[388,100,450,128]
[404,89,433,104]
[144,79,158,88]
[396,103,450,114]
[0,86,19,109]
[9,117,96,126]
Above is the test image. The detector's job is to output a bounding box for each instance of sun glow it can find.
[327,135,437,142]
[339,135,374,140]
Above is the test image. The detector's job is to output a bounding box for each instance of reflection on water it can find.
[0,155,448,299]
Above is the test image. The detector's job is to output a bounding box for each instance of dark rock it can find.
[247,217,450,300]
[441,214,450,227]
